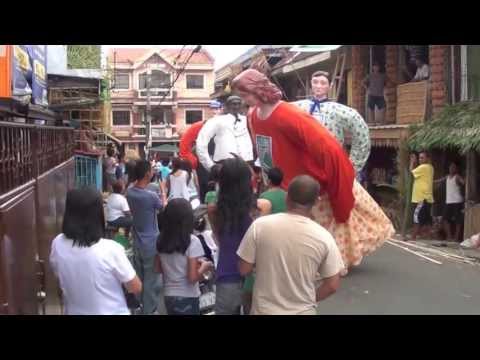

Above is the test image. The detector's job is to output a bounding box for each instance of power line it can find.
[173,45,186,66]
[145,45,202,156]
[157,45,202,107]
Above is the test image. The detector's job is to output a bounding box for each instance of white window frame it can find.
[111,110,132,127]
[185,109,204,124]
[186,73,205,90]
[137,70,171,91]
[133,126,147,138]
[113,72,130,90]
[138,108,169,126]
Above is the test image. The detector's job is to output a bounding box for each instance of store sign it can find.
[11,45,48,106]
[12,45,32,103]
[28,45,48,106]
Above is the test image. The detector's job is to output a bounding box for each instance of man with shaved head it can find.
[237,175,344,315]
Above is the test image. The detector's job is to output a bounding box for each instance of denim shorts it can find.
[215,281,243,315]
[164,296,200,315]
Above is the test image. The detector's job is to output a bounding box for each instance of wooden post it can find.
[385,45,399,124]
[400,139,413,238]
[465,151,478,204]
[464,150,478,239]
[351,45,368,117]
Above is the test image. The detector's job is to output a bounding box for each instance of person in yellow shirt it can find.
[409,152,434,241]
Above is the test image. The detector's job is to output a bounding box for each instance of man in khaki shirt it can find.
[237,175,344,315]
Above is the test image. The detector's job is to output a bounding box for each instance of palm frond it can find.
[407,101,480,154]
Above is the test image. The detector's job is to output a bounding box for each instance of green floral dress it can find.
[294,100,371,173]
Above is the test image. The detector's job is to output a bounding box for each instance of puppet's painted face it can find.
[236,90,259,107]
[311,75,330,99]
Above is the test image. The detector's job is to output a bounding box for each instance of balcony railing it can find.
[0,122,74,195]
[137,89,173,98]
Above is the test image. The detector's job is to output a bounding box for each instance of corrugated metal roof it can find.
[215,45,291,77]
[290,45,342,52]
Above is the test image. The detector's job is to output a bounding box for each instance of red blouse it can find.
[249,102,355,223]
[179,121,204,169]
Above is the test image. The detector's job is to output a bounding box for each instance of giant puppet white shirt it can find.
[196,113,254,170]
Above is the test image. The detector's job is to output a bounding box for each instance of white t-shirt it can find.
[168,170,190,201]
[105,156,117,175]
[237,213,344,315]
[414,64,430,81]
[105,193,130,222]
[446,175,464,204]
[158,235,205,298]
[49,234,136,315]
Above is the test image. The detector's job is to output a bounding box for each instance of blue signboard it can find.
[27,45,48,106]
[12,45,32,104]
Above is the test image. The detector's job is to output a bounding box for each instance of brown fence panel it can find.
[36,168,60,313]
[0,183,38,314]
[0,123,75,314]
[0,123,35,195]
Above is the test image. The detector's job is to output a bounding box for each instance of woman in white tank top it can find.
[167,158,190,202]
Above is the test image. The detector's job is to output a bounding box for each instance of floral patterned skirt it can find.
[312,180,395,268]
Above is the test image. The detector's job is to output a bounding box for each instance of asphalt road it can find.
[316,243,480,315]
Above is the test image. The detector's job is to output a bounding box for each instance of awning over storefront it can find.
[271,45,344,76]
[280,51,332,74]
[150,144,179,153]
[345,125,410,148]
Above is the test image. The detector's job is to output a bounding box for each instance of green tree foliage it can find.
[67,45,101,69]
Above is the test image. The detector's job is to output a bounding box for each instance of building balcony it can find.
[395,81,430,125]
[365,81,431,126]
[111,124,179,142]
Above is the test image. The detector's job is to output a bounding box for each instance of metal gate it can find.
[74,154,102,191]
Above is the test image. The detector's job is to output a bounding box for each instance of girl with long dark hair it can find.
[50,187,142,315]
[156,199,213,315]
[166,158,190,202]
[207,156,255,315]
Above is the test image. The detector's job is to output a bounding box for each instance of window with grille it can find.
[140,108,166,125]
[185,110,203,124]
[139,71,171,89]
[186,74,204,89]
[114,73,129,89]
[112,111,130,126]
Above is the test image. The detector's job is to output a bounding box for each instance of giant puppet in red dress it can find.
[232,69,394,272]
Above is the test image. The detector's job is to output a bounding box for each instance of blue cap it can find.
[209,100,223,109]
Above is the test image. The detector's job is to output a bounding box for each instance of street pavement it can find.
[316,243,480,315]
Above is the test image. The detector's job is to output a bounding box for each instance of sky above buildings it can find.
[102,45,255,70]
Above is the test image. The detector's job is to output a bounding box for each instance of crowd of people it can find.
[50,67,400,316]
